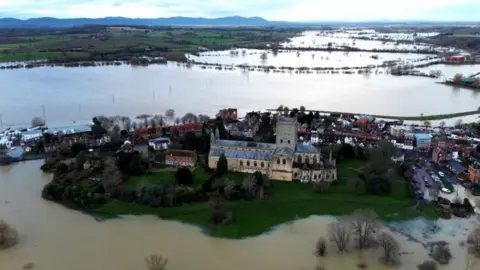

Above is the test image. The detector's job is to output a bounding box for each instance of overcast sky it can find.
[0,0,478,21]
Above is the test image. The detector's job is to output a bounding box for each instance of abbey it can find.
[208,116,337,183]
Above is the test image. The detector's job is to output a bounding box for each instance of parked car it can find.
[425,182,432,188]
[438,171,445,177]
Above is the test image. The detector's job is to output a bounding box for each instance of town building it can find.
[165,149,196,167]
[445,54,472,64]
[148,137,170,150]
[389,125,412,137]
[414,133,431,149]
[208,116,337,183]
[468,162,480,183]
[432,147,453,164]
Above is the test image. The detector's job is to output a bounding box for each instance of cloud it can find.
[0,0,478,21]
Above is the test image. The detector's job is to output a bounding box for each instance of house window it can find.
[282,159,286,165]
[313,174,317,180]
[326,174,329,180]
[261,162,264,168]
[280,139,283,143]
[288,140,291,144]
[240,161,243,166]
[254,161,258,167]
[277,158,280,164]
[294,172,297,177]
[247,161,250,166]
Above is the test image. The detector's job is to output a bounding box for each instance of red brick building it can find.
[432,147,453,164]
[165,149,197,167]
[468,163,480,183]
[169,123,203,137]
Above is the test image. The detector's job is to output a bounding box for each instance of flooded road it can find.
[1,161,479,270]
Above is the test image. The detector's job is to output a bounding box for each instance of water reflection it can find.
[0,64,479,126]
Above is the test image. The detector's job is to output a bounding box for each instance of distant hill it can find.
[0,16,294,28]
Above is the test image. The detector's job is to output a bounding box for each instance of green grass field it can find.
[0,28,299,63]
[90,159,435,239]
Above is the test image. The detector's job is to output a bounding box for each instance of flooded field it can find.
[190,49,434,68]
[282,30,455,53]
[0,64,480,126]
[0,161,479,270]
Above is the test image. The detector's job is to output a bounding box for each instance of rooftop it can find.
[277,115,297,124]
[449,159,466,173]
[274,147,295,157]
[215,139,276,150]
[414,133,431,140]
[166,149,195,157]
[209,148,273,161]
[295,143,318,153]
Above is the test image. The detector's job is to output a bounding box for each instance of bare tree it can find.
[417,260,437,270]
[349,208,380,249]
[102,158,123,194]
[152,115,165,126]
[182,113,199,124]
[328,219,352,251]
[121,116,132,131]
[136,114,151,128]
[377,232,400,265]
[198,114,210,122]
[111,124,121,140]
[467,225,480,256]
[439,121,446,128]
[0,220,18,250]
[315,237,327,256]
[31,116,46,127]
[455,119,463,127]
[165,109,175,120]
[145,254,168,270]
[174,117,181,125]
[430,243,452,265]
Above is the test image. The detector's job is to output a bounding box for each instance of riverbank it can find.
[88,159,437,239]
[437,81,480,91]
[267,109,480,121]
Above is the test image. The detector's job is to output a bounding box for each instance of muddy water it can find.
[0,161,479,270]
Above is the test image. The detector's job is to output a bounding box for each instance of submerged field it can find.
[91,159,436,239]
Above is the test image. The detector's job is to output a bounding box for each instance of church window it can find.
[282,159,286,165]
[247,161,250,166]
[254,161,258,167]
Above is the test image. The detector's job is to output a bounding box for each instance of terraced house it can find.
[208,116,337,182]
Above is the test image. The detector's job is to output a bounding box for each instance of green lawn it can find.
[0,51,89,62]
[124,167,246,187]
[90,159,435,239]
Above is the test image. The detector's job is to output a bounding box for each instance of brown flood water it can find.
[0,160,479,270]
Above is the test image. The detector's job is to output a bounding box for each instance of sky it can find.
[0,0,479,22]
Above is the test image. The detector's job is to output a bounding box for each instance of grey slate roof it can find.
[215,139,276,150]
[295,144,318,153]
[274,147,295,157]
[209,148,273,161]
